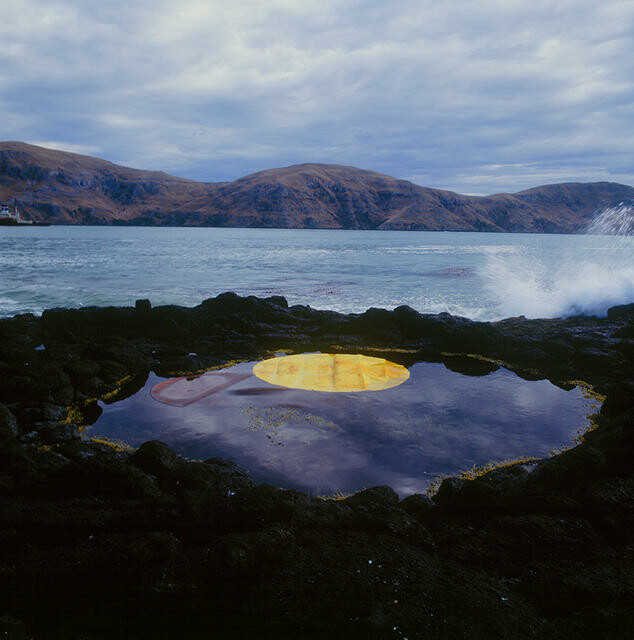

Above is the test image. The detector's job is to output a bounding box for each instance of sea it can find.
[1,210,633,321]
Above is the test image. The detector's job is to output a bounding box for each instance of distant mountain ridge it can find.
[1,141,632,232]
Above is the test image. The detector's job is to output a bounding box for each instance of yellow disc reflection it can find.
[253,353,410,393]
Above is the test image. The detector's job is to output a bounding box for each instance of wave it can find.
[481,205,634,319]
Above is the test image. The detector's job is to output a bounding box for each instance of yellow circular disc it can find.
[253,353,410,393]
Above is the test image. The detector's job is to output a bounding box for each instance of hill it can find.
[1,142,632,231]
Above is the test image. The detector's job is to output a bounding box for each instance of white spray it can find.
[481,204,634,319]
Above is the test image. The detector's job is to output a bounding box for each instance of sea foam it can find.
[482,205,634,319]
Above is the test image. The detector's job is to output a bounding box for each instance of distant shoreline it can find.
[2,142,633,231]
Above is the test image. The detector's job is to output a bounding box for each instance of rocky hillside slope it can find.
[1,141,632,231]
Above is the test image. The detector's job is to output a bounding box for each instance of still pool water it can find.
[90,358,594,497]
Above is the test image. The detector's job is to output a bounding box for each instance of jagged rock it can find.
[399,492,435,516]
[0,294,633,639]
[0,403,18,440]
[0,616,29,640]
[344,485,400,510]
[601,381,634,416]
[130,440,182,477]
[607,302,634,319]
[434,464,533,510]
[135,298,152,313]
[13,402,67,425]
[51,452,162,500]
[35,421,81,444]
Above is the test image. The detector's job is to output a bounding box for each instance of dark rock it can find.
[13,402,67,425]
[135,298,152,313]
[130,440,182,477]
[265,295,288,308]
[51,453,162,500]
[0,615,29,640]
[607,302,634,320]
[539,337,575,360]
[344,485,400,510]
[600,381,634,416]
[218,484,305,530]
[29,448,72,477]
[291,497,352,528]
[36,421,81,444]
[204,456,248,473]
[399,492,435,516]
[527,445,607,492]
[434,464,533,510]
[573,347,626,375]
[56,439,124,460]
[0,403,18,440]
[445,320,504,352]
[1,294,634,638]
[432,476,467,507]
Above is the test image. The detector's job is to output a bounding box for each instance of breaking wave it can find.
[481,205,634,319]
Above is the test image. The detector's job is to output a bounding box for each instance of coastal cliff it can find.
[2,141,633,232]
[0,295,632,638]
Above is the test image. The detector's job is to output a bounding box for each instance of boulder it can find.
[344,485,400,510]
[399,492,435,516]
[130,440,182,477]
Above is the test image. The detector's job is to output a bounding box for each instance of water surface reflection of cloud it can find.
[93,360,591,496]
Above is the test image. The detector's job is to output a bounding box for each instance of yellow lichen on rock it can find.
[253,353,409,393]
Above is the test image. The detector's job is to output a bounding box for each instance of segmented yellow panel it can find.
[253,353,410,392]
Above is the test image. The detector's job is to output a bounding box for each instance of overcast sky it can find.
[1,0,632,194]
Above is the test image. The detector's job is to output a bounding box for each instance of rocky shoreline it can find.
[1,294,632,639]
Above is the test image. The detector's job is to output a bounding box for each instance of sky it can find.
[1,0,633,194]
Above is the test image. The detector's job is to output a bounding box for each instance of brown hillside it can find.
[1,142,632,232]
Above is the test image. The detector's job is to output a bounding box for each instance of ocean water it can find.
[1,220,633,320]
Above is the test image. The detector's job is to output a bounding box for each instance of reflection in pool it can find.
[90,359,593,497]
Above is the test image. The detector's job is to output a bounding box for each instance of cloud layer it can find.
[1,0,632,193]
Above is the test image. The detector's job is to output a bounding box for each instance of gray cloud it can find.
[1,0,632,193]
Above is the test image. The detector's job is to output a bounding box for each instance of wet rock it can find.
[0,403,18,440]
[338,486,434,542]
[55,439,123,460]
[13,402,67,425]
[28,448,72,477]
[527,445,607,492]
[51,452,162,500]
[573,347,627,375]
[399,492,435,517]
[434,464,532,510]
[1,294,633,638]
[607,302,634,319]
[130,440,182,477]
[36,421,81,444]
[218,484,305,530]
[432,476,466,506]
[0,615,29,640]
[292,497,353,529]
[445,319,504,352]
[539,337,575,360]
[600,381,634,416]
[204,456,250,475]
[135,298,152,313]
[344,485,399,510]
